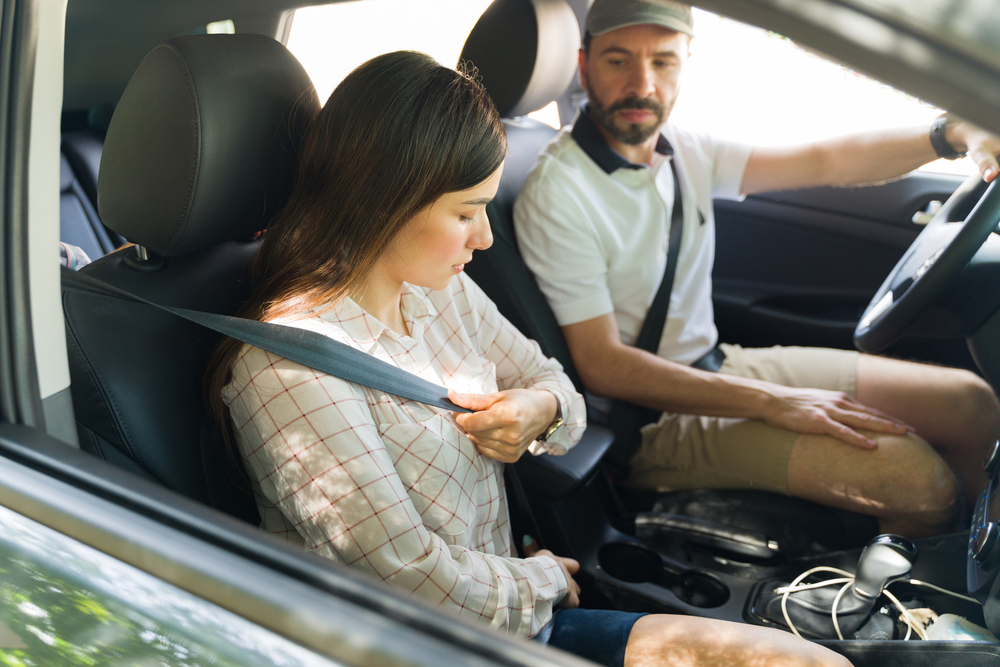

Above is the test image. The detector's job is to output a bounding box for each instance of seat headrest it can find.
[97,35,320,257]
[460,0,580,118]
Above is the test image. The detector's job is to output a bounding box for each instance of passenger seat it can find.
[60,125,126,260]
[59,150,121,261]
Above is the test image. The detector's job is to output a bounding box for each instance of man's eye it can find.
[461,215,475,223]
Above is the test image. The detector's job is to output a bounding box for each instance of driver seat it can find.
[459,0,877,559]
[62,35,320,523]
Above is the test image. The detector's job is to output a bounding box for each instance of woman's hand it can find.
[762,385,912,449]
[449,388,558,463]
[523,538,581,609]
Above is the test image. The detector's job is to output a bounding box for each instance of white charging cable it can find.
[773,568,980,640]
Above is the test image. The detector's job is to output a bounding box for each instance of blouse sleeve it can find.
[226,346,568,637]
[452,273,587,456]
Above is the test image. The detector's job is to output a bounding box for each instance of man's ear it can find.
[577,49,588,93]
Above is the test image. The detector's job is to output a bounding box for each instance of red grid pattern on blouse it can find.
[224,273,585,637]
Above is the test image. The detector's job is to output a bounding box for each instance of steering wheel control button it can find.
[985,440,1000,477]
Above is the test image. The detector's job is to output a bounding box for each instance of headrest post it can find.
[123,244,165,272]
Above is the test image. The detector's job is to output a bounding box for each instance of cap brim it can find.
[589,16,694,38]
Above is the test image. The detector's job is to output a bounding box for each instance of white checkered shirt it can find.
[223,272,586,637]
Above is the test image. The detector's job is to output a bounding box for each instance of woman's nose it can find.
[471,211,494,250]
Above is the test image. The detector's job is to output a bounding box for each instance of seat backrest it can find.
[459,0,584,390]
[59,150,119,259]
[63,34,319,521]
[61,129,127,257]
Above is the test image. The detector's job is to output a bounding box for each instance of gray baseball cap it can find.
[585,0,695,38]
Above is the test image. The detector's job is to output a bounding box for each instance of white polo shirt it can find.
[514,110,753,368]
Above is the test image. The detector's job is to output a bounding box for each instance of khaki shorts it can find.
[625,343,859,495]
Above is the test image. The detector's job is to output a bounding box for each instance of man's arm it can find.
[741,118,1000,195]
[562,313,910,448]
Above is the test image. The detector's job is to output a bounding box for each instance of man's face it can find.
[580,24,690,146]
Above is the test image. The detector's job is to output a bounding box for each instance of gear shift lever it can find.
[852,534,918,600]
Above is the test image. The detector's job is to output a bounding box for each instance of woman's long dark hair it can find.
[205,50,507,467]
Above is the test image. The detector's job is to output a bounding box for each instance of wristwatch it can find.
[930,113,967,160]
[537,403,564,443]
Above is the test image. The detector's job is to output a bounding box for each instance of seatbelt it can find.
[62,267,556,545]
[61,268,469,414]
[603,157,684,477]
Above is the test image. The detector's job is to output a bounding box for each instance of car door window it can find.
[0,505,342,666]
[672,10,976,177]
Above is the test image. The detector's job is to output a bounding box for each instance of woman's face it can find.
[381,162,504,291]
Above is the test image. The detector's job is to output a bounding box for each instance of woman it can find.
[206,51,851,667]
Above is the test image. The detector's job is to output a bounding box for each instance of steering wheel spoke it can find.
[855,175,1000,353]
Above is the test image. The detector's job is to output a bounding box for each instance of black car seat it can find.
[62,34,319,522]
[59,150,119,261]
[459,0,877,558]
[60,127,126,258]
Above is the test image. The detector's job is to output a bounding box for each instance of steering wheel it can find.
[854,174,1000,353]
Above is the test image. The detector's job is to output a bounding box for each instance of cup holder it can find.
[598,541,730,608]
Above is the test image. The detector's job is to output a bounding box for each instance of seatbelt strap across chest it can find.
[61,267,470,414]
[603,156,685,477]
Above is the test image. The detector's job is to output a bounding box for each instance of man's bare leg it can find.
[854,354,1000,505]
[787,429,958,537]
[624,615,853,667]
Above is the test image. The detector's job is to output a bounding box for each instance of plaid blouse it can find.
[223,272,586,637]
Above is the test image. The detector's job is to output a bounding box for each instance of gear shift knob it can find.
[852,534,918,600]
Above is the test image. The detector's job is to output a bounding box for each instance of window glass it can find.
[0,504,342,666]
[672,10,975,176]
[286,0,560,129]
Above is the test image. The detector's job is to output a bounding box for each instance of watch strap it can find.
[930,114,966,160]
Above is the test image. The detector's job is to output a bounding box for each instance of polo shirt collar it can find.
[571,103,674,174]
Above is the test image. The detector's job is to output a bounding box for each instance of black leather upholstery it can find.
[63,34,319,521]
[60,151,121,260]
[62,130,105,212]
[98,35,315,257]
[465,118,582,391]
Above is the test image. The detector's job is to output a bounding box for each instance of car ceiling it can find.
[66,0,1000,136]
[63,0,342,110]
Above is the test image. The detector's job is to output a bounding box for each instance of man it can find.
[514,0,1000,538]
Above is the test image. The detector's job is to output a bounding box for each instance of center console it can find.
[515,427,1000,664]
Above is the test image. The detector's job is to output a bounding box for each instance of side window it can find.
[0,505,339,666]
[285,0,561,129]
[671,10,976,177]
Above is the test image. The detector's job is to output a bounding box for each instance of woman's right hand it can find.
[533,548,580,608]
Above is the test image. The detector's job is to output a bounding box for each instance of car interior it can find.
[52,0,1000,663]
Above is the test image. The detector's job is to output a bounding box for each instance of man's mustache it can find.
[607,97,664,116]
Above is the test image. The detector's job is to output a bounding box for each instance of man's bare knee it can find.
[951,372,1000,441]
[876,434,959,535]
[788,432,958,538]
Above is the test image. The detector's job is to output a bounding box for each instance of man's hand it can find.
[947,118,1000,183]
[762,385,912,449]
[529,545,581,609]
[450,388,558,463]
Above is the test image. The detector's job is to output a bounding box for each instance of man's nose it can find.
[626,63,655,98]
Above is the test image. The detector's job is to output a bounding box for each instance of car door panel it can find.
[712,172,970,361]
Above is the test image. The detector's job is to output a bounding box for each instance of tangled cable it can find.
[773,566,980,640]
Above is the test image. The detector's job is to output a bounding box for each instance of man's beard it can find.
[585,77,668,146]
